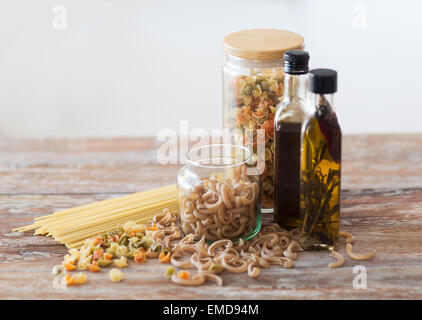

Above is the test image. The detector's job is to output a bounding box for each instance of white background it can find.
[0,0,421,138]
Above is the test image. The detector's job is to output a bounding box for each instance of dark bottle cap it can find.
[309,69,337,94]
[283,50,310,75]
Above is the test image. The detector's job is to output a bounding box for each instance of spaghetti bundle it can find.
[14,185,178,249]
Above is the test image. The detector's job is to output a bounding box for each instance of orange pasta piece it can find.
[177,270,190,280]
[63,263,76,271]
[159,251,171,263]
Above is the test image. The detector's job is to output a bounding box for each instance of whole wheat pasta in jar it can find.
[222,29,305,210]
[177,144,261,242]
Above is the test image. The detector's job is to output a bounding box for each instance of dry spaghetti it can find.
[13,185,178,248]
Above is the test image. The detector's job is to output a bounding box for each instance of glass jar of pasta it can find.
[177,144,261,242]
[222,29,305,211]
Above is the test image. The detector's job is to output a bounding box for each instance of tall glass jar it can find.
[222,29,304,211]
[177,144,261,242]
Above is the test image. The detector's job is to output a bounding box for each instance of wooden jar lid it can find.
[223,29,304,60]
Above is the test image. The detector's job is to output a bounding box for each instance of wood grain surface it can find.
[1,135,421,299]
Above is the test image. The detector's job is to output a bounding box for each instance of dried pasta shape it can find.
[170,253,192,269]
[221,253,248,273]
[346,243,376,261]
[171,273,206,286]
[328,251,345,268]
[339,230,356,244]
[247,262,260,278]
[199,271,224,286]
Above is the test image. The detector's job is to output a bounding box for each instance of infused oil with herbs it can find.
[299,69,341,251]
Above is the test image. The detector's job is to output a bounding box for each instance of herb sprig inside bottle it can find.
[299,69,342,251]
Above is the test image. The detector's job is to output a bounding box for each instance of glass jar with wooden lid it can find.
[222,29,305,212]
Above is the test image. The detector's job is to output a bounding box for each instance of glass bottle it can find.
[274,50,309,228]
[299,69,341,251]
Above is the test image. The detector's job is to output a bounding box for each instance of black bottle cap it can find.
[309,69,337,94]
[283,50,310,75]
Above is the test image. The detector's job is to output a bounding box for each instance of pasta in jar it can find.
[177,144,261,242]
[222,29,305,210]
[223,69,284,208]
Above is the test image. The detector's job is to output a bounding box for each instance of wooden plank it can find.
[342,135,422,189]
[1,135,422,195]
[1,135,422,299]
[1,188,422,299]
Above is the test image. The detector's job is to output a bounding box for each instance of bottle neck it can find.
[282,73,307,102]
[310,93,335,111]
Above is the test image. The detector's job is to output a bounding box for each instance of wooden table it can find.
[1,135,422,299]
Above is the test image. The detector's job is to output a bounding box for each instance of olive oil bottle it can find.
[274,50,309,228]
[299,69,341,251]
